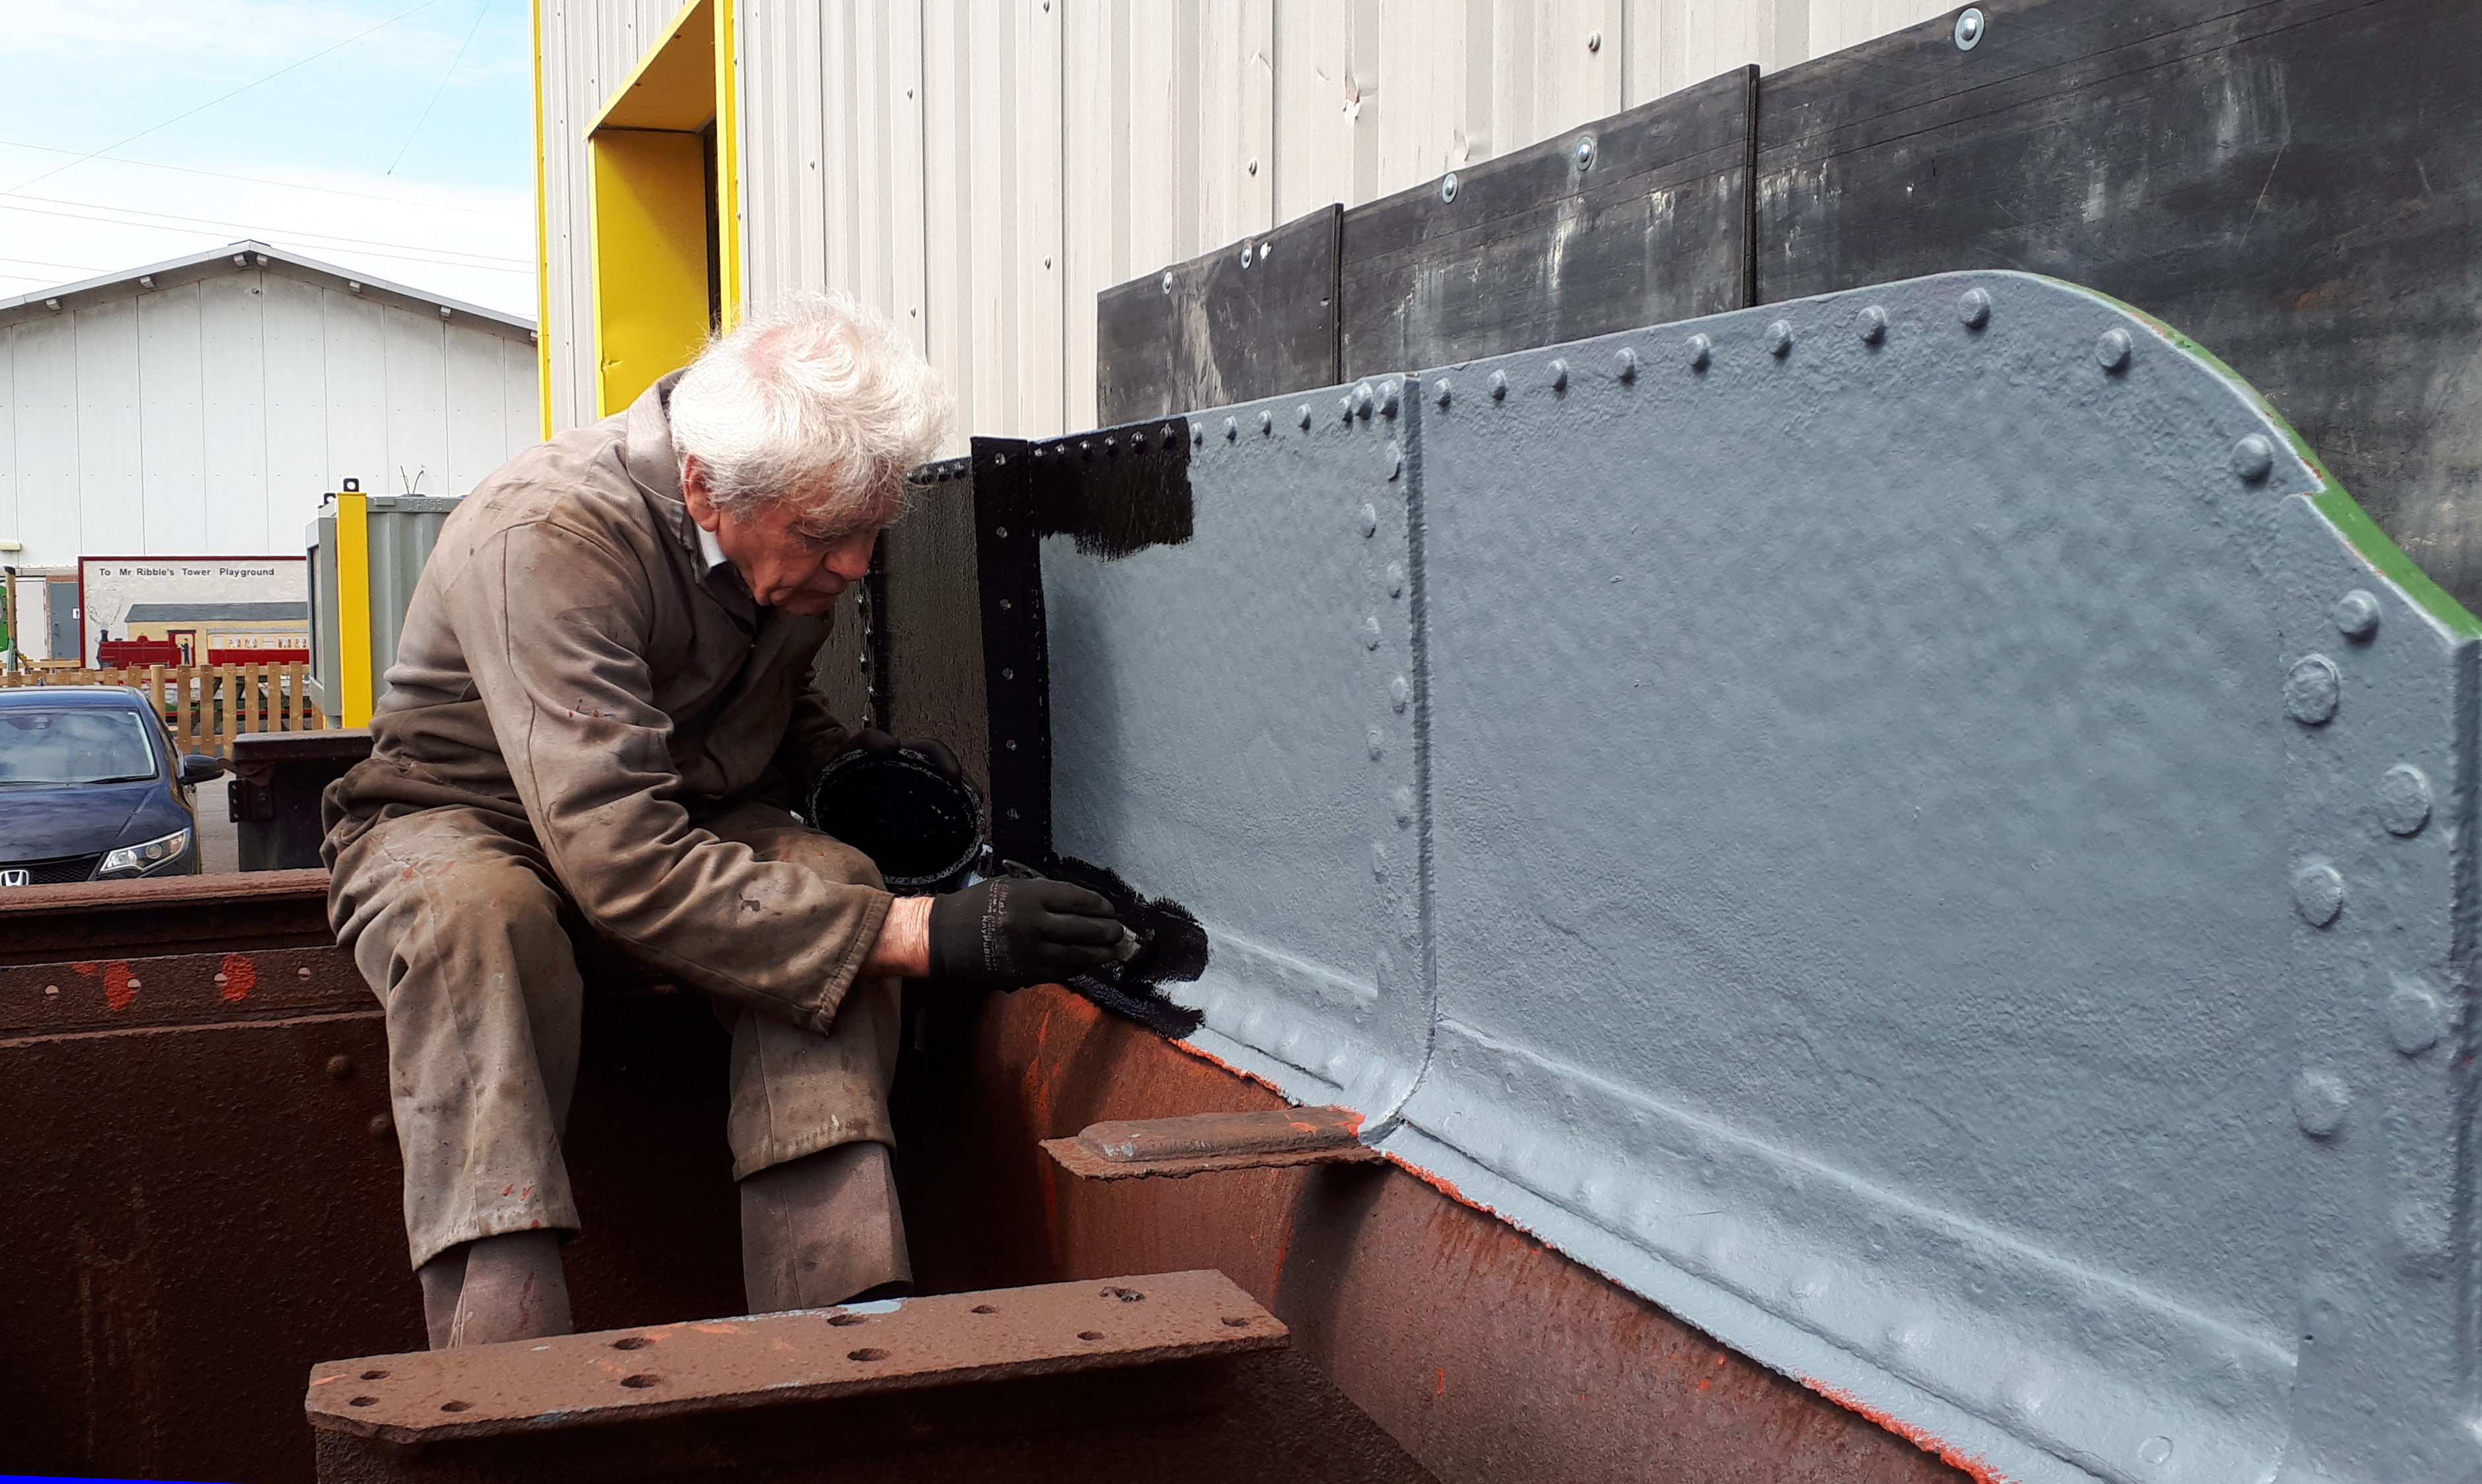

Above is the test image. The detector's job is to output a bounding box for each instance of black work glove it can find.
[927,877,1126,992]
[841,728,961,783]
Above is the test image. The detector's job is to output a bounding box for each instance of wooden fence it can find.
[0,662,329,758]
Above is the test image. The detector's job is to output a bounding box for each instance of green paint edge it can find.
[2031,275,2482,640]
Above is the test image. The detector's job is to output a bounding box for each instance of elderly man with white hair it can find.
[323,295,1125,1347]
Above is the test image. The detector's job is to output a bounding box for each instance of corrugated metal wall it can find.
[542,0,1952,447]
[0,268,536,576]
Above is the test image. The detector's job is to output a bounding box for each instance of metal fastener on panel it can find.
[1394,785,1416,825]
[1363,615,1384,650]
[1372,842,1389,881]
[2285,654,2341,725]
[1766,320,1793,357]
[2388,979,2448,1055]
[1954,7,1986,49]
[1386,443,1404,480]
[1686,333,1712,371]
[1957,288,1992,328]
[1339,395,1355,423]
[1366,726,1384,760]
[2375,764,2432,836]
[1615,347,1638,381]
[1488,370,1508,400]
[1298,403,1314,429]
[1574,134,1596,170]
[1857,306,1889,345]
[1224,416,1238,441]
[2293,1070,2349,1137]
[1192,425,1205,447]
[2096,328,2133,372]
[1238,243,1253,268]
[1389,675,1411,712]
[2332,589,2381,640]
[1258,408,1273,435]
[1359,503,1379,538]
[1385,561,1405,598]
[1441,172,1459,204]
[1548,359,1569,390]
[1162,272,1174,294]
[1379,378,1403,416]
[2291,861,2345,927]
[2231,434,2275,482]
[1435,379,1453,408]
[1353,382,1376,418]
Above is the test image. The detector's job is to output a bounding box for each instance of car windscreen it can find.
[0,708,160,785]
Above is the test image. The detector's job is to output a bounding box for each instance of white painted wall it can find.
[540,0,1952,448]
[0,263,538,607]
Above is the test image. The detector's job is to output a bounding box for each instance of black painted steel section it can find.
[1754,0,2482,609]
[969,439,1050,867]
[1096,206,1341,426]
[1340,66,1756,377]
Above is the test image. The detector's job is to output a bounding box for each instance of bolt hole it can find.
[1078,1330,1106,1341]
[827,1313,866,1327]
[971,1304,998,1314]
[361,1369,389,1380]
[1221,1316,1250,1328]
[440,1401,472,1413]
[611,1336,651,1350]
[619,1374,659,1388]
[1102,1286,1145,1303]
[848,1347,890,1362]
[350,1396,379,1407]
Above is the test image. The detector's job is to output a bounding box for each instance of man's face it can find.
[682,458,887,616]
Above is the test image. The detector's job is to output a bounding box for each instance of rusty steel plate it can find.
[1043,1106,1384,1181]
[306,1270,1286,1444]
[0,944,367,1036]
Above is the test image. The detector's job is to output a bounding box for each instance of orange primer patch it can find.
[1802,1378,2017,1484]
[219,953,257,1002]
[103,961,137,1010]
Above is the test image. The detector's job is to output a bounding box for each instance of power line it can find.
[389,0,495,176]
[0,137,523,220]
[0,253,108,275]
[0,194,531,266]
[1,0,452,199]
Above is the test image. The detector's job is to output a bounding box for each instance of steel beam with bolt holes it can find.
[305,1270,1435,1484]
[1026,270,2482,1484]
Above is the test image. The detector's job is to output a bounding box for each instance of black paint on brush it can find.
[1048,854,1210,1039]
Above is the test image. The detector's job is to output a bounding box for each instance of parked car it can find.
[0,686,222,885]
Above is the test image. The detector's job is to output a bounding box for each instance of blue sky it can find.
[0,0,536,316]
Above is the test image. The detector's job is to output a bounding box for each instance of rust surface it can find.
[0,867,334,964]
[898,984,1974,1484]
[1043,1105,1384,1180]
[308,1270,1284,1443]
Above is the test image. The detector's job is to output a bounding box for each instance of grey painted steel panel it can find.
[1045,381,1430,1117]
[1043,270,2482,1482]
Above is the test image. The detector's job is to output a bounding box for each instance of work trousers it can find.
[330,799,904,1272]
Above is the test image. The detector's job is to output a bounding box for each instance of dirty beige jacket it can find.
[323,375,888,1034]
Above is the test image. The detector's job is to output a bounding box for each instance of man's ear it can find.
[681,456,722,532]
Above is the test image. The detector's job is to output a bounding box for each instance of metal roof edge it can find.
[0,240,536,340]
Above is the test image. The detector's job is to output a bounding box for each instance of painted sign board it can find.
[76,557,309,668]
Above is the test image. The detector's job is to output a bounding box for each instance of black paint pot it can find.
[806,749,986,894]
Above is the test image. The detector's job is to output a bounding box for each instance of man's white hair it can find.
[670,292,950,522]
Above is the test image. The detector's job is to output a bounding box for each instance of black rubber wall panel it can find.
[1095,205,1341,427]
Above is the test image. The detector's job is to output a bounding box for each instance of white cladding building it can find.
[0,242,539,660]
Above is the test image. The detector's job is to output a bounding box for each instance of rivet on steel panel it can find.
[327,1055,354,1081]
[2232,434,2276,481]
[1856,305,1889,344]
[1385,561,1405,598]
[2376,764,2433,836]
[1354,382,1376,418]
[1434,379,1453,408]
[1394,785,1415,825]
[1298,403,1314,429]
[2096,328,2134,372]
[2332,589,2381,639]
[1192,425,1205,447]
[2388,981,2448,1055]
[1339,395,1355,424]
[1225,417,1238,441]
[1371,842,1389,880]
[1366,726,1384,760]
[1957,288,1992,328]
[1163,423,1181,448]
[1489,370,1508,400]
[1387,443,1403,481]
[2291,860,2345,927]
[1379,377,1403,416]
[1441,172,1459,204]
[1686,333,1713,371]
[2293,1070,2349,1136]
[1360,503,1380,538]
[1954,7,1986,49]
[2285,654,2341,725]
[1615,347,1639,381]
[1389,675,1411,712]
[1258,408,1273,435]
[1766,320,1794,356]
[1548,359,1569,390]
[1364,616,1384,651]
[367,1112,394,1139]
